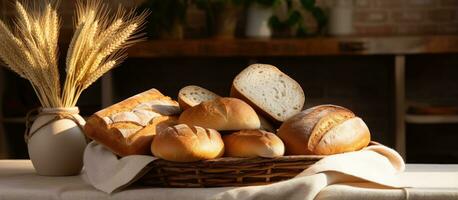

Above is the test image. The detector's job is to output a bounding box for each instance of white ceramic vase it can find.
[245,4,273,38]
[328,0,354,36]
[27,107,87,176]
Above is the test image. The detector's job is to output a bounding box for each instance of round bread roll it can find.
[151,124,224,162]
[223,130,285,158]
[178,97,261,131]
[277,105,371,155]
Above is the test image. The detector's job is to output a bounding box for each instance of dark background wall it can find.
[1,0,458,162]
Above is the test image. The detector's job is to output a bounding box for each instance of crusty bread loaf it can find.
[84,89,181,156]
[151,124,224,162]
[178,97,261,131]
[223,130,284,158]
[231,64,305,123]
[178,85,275,132]
[277,105,370,155]
[178,85,220,110]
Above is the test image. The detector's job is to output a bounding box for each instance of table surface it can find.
[1,160,458,200]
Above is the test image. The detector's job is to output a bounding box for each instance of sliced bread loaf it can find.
[178,85,220,110]
[231,64,305,123]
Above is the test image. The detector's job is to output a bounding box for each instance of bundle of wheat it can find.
[0,0,147,108]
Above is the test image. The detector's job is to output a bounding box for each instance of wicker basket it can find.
[139,155,324,187]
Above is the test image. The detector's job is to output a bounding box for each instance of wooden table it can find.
[1,160,457,200]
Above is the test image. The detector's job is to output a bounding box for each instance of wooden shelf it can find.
[405,114,458,124]
[127,35,458,58]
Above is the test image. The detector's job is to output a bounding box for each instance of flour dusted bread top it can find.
[96,89,180,127]
[84,89,181,156]
[231,64,305,123]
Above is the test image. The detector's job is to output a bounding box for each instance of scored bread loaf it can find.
[231,64,305,123]
[84,89,181,156]
[178,85,220,110]
[151,124,225,162]
[223,130,285,158]
[178,85,275,132]
[277,105,371,155]
[178,97,260,131]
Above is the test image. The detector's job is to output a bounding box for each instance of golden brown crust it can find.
[126,116,178,154]
[277,105,370,155]
[223,130,284,158]
[314,117,371,155]
[85,115,178,156]
[177,97,192,110]
[84,89,181,156]
[95,89,170,117]
[85,117,128,155]
[151,124,225,162]
[178,97,260,131]
[307,106,355,153]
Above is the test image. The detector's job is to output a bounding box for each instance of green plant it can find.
[140,0,188,38]
[269,0,327,37]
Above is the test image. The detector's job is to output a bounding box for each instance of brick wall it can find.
[1,0,457,36]
[322,0,458,35]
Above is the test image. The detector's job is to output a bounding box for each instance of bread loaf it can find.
[277,105,370,155]
[223,130,284,158]
[178,85,275,131]
[178,97,261,131]
[84,89,181,156]
[231,64,305,123]
[178,85,220,110]
[151,124,224,162]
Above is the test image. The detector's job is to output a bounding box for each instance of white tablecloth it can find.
[0,160,458,200]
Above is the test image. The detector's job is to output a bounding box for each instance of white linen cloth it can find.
[84,141,407,199]
[210,145,405,200]
[83,141,157,193]
[1,160,458,200]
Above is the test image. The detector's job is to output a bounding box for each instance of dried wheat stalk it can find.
[0,0,147,108]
